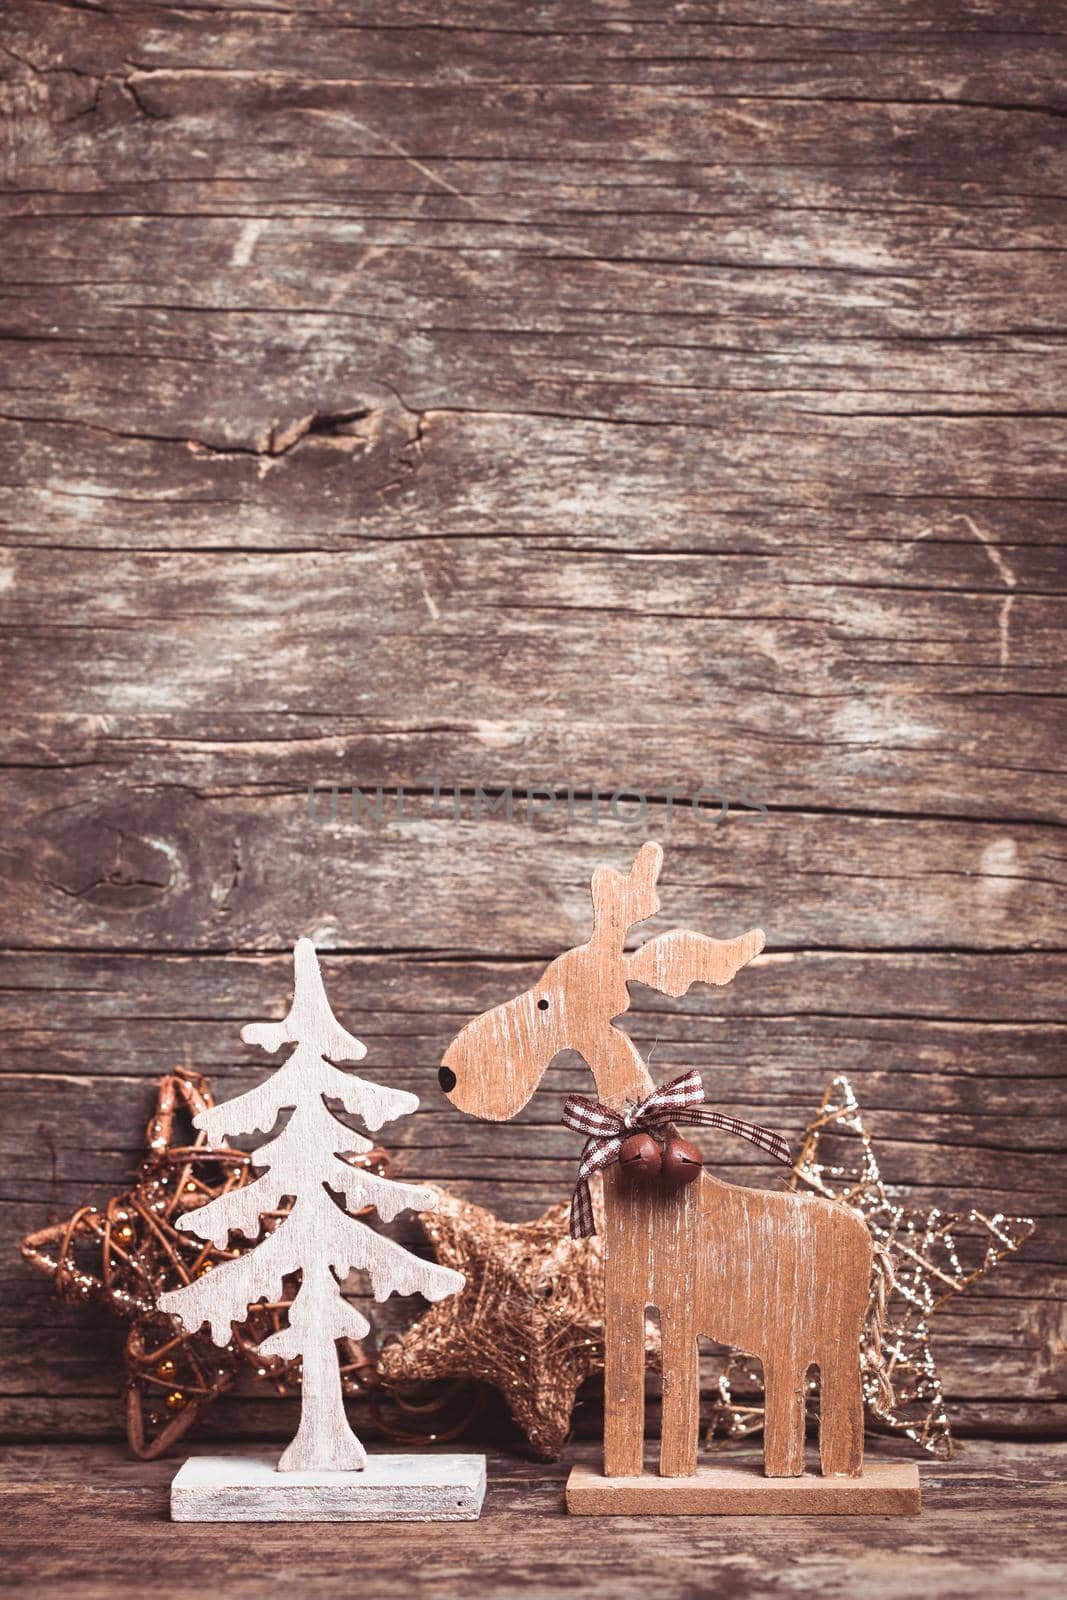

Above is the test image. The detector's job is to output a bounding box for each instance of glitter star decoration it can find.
[377,1183,660,1459]
[709,1074,1036,1459]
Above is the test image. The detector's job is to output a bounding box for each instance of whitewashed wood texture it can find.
[171,1452,487,1521]
[159,938,464,1471]
[441,842,875,1483]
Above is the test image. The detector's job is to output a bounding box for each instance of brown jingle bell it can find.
[617,1132,662,1186]
[617,1131,705,1191]
[659,1134,703,1190]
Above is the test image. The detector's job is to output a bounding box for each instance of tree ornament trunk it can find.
[277,1326,367,1473]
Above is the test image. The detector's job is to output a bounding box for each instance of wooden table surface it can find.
[3,1439,1065,1600]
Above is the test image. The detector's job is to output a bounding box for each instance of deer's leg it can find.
[601,1167,650,1478]
[818,1352,864,1477]
[762,1360,806,1477]
[659,1316,700,1477]
[603,1290,646,1477]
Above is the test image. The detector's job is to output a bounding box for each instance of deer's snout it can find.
[438,991,554,1120]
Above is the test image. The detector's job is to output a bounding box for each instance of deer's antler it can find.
[627,925,765,996]
[590,841,663,948]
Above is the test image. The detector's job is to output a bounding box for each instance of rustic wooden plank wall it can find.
[1,0,1064,1446]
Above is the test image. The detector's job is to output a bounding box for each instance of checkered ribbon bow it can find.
[562,1069,792,1238]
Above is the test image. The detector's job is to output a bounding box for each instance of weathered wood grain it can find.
[6,544,1063,687]
[2,412,1065,584]
[1,1441,1064,1600]
[0,0,1063,1450]
[3,703,1064,825]
[2,799,1063,950]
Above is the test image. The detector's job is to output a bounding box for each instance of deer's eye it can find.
[537,997,550,1011]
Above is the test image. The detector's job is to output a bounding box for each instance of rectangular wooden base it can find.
[566,1459,921,1516]
[171,1453,487,1522]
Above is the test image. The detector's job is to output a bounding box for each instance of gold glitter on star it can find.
[377,1184,659,1459]
[710,1075,1036,1459]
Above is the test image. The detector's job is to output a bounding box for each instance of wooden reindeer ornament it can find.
[440,843,918,1513]
[158,940,486,1521]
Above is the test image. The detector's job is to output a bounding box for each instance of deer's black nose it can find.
[438,1065,457,1094]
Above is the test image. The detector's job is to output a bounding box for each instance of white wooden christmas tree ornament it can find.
[159,938,484,1521]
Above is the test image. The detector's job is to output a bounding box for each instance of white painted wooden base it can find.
[170,1453,487,1521]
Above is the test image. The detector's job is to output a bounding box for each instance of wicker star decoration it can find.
[709,1074,1036,1459]
[377,1183,660,1459]
[20,1068,387,1458]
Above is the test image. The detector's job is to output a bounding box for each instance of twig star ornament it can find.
[159,940,464,1472]
[710,1075,1036,1459]
[20,1067,391,1459]
[377,1183,661,1459]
